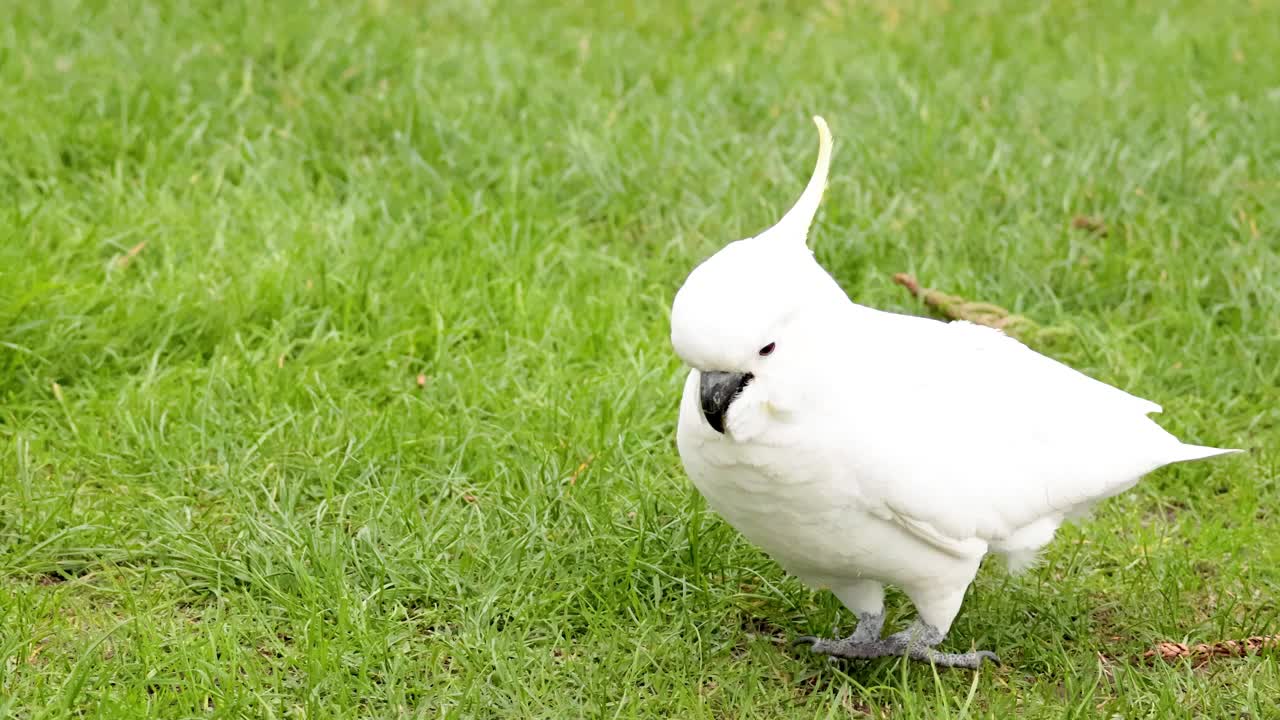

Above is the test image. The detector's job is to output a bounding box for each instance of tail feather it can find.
[1167,443,1243,464]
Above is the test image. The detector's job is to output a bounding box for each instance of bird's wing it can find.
[837,314,1216,548]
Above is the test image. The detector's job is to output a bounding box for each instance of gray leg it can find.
[795,620,1000,669]
[848,611,884,643]
[829,579,885,644]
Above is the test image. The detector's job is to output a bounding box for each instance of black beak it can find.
[699,371,753,434]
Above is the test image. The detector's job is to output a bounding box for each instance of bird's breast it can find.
[676,383,961,585]
[677,412,873,567]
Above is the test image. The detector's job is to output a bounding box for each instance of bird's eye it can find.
[758,342,776,357]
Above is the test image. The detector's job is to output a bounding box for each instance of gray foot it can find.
[794,620,1000,670]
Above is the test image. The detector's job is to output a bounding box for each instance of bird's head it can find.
[670,116,848,439]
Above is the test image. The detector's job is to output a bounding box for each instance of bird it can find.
[669,115,1241,669]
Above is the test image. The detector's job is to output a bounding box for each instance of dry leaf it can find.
[1071,215,1108,235]
[1096,652,1115,682]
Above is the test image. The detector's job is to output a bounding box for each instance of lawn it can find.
[2,0,1279,717]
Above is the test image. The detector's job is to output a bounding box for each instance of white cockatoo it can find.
[670,116,1240,668]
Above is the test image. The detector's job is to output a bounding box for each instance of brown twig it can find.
[1142,635,1280,668]
[568,454,596,486]
[892,273,1040,338]
[115,241,147,268]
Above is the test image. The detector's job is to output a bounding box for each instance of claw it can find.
[791,635,820,648]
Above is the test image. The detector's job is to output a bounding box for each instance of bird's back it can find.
[823,306,1239,551]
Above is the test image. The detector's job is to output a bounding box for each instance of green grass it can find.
[2,0,1279,716]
